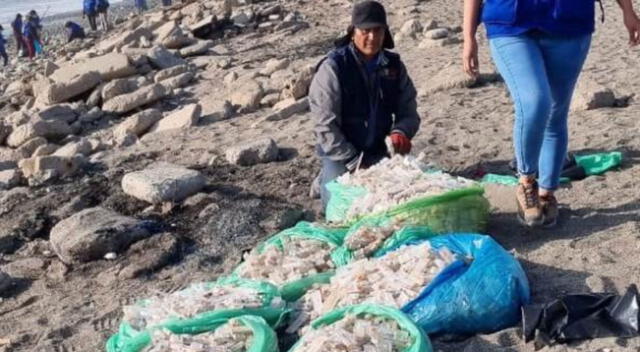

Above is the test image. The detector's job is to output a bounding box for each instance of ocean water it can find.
[0,0,125,27]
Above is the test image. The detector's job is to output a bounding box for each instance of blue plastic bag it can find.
[393,234,530,336]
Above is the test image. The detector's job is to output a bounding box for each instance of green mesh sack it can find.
[231,222,347,302]
[331,224,437,267]
[288,304,432,352]
[106,315,279,352]
[325,181,368,223]
[106,278,288,352]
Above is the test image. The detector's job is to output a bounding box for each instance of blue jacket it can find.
[310,44,420,162]
[482,0,595,38]
[96,0,110,11]
[84,0,97,15]
[0,33,6,49]
[23,22,35,38]
[12,18,22,33]
[67,22,85,41]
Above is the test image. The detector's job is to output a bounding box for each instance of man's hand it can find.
[462,36,479,78]
[390,132,411,155]
[623,11,640,46]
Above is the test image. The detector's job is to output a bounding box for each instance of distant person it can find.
[11,14,23,55]
[162,0,172,6]
[83,0,98,31]
[65,21,86,42]
[22,18,36,59]
[25,11,44,56]
[96,0,111,31]
[135,0,148,14]
[0,25,9,66]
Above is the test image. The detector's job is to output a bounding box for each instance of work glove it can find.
[390,132,411,155]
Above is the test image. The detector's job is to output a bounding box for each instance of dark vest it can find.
[326,45,402,157]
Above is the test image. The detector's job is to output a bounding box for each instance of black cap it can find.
[352,1,388,29]
[335,1,395,49]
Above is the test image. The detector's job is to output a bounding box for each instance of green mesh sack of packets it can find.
[288,304,432,352]
[325,156,490,232]
[229,221,348,302]
[106,277,288,352]
[107,315,278,352]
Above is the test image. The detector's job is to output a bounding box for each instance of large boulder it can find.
[230,80,264,113]
[50,53,136,82]
[96,27,153,52]
[113,109,163,138]
[102,83,169,114]
[149,104,202,133]
[122,163,206,204]
[6,119,72,147]
[147,46,187,70]
[49,207,153,264]
[225,138,279,166]
[34,71,102,106]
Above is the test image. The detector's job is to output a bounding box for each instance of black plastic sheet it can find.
[522,285,640,349]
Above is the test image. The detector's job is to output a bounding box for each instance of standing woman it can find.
[83,0,98,31]
[96,0,111,31]
[22,16,36,59]
[462,0,640,227]
[11,14,23,56]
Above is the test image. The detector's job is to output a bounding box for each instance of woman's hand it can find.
[623,11,640,46]
[463,36,480,77]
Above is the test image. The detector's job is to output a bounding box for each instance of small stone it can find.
[424,28,450,40]
[122,163,206,204]
[104,252,117,260]
[225,138,279,166]
[260,58,290,76]
[149,104,202,133]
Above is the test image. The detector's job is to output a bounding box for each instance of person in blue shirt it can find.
[65,21,86,43]
[162,0,172,6]
[135,0,148,14]
[22,18,36,59]
[462,0,640,228]
[26,11,43,56]
[11,14,23,56]
[96,0,111,31]
[83,0,98,31]
[0,25,9,66]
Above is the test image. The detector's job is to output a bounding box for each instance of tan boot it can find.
[540,193,559,228]
[516,179,544,227]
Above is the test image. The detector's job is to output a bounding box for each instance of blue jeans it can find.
[489,33,592,190]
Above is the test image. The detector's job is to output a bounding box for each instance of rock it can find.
[7,119,72,147]
[78,107,103,123]
[121,163,206,203]
[230,80,264,113]
[424,28,449,40]
[0,169,23,190]
[419,36,461,48]
[154,22,193,49]
[154,64,190,83]
[149,104,202,133]
[53,138,92,157]
[261,58,290,76]
[282,65,314,100]
[113,109,163,138]
[147,46,188,70]
[96,27,153,52]
[118,233,179,279]
[1,258,46,279]
[86,83,104,108]
[101,77,144,101]
[189,15,217,38]
[265,97,309,121]
[43,60,60,77]
[18,155,84,184]
[16,137,47,158]
[51,53,136,82]
[0,270,13,295]
[0,160,18,171]
[225,138,279,166]
[35,71,102,106]
[232,12,251,26]
[49,207,153,264]
[571,77,616,111]
[5,111,31,126]
[179,40,215,57]
[102,83,169,114]
[224,71,238,85]
[38,104,78,123]
[420,64,478,95]
[0,121,12,146]
[400,19,423,38]
[157,71,195,90]
[423,19,439,31]
[260,93,280,107]
[32,144,58,157]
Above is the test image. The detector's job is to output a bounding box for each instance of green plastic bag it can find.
[107,315,279,352]
[575,151,622,176]
[289,304,432,352]
[331,224,437,267]
[325,181,368,223]
[232,222,347,302]
[106,278,288,352]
